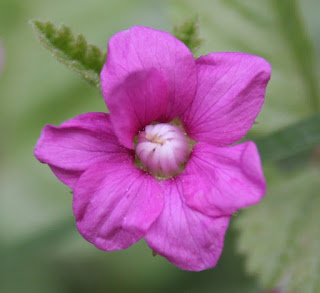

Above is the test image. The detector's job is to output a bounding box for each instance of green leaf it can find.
[30,20,106,89]
[255,112,320,162]
[172,16,202,54]
[271,0,320,111]
[235,167,320,293]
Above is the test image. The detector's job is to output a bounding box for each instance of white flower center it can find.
[135,123,189,177]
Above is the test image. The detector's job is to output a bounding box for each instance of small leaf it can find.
[235,167,320,293]
[172,16,202,54]
[30,20,106,89]
[256,112,320,162]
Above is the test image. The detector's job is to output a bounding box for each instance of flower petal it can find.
[73,161,163,251]
[107,69,168,149]
[182,53,271,146]
[146,178,230,271]
[49,166,83,190]
[182,141,266,217]
[34,112,133,188]
[101,26,197,121]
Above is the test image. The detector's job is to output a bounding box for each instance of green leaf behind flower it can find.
[172,17,202,55]
[256,112,320,162]
[271,0,320,111]
[30,20,106,89]
[235,167,320,293]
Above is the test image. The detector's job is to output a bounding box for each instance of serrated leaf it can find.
[172,16,202,54]
[30,20,106,89]
[256,112,320,162]
[235,167,320,293]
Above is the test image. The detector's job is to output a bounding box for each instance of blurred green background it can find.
[1,0,320,292]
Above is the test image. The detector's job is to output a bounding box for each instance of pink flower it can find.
[34,26,271,271]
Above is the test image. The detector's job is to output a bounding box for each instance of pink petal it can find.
[146,178,231,271]
[101,26,197,121]
[182,53,271,146]
[107,69,168,149]
[182,141,266,217]
[49,166,83,189]
[34,112,133,188]
[73,161,163,251]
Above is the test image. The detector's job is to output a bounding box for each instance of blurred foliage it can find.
[172,16,202,55]
[31,20,106,89]
[1,222,259,293]
[1,0,320,292]
[256,112,320,162]
[272,0,319,111]
[236,167,320,293]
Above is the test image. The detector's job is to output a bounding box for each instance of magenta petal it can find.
[49,166,83,189]
[182,53,271,146]
[34,112,133,188]
[73,162,163,251]
[101,26,197,121]
[182,141,266,217]
[146,178,230,271]
[107,69,168,149]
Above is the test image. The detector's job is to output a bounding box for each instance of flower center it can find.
[135,123,189,178]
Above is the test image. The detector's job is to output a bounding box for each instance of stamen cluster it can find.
[136,124,189,177]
